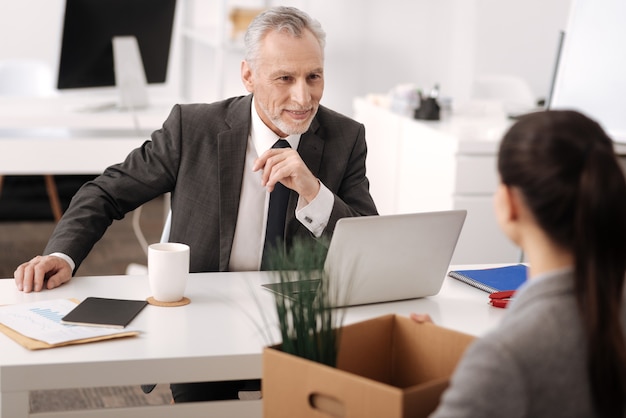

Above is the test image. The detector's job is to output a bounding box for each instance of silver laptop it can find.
[262,210,467,307]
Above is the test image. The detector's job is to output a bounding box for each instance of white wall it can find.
[0,0,64,64]
[0,0,572,116]
[473,0,572,102]
[358,0,477,108]
[198,0,571,114]
[351,0,572,113]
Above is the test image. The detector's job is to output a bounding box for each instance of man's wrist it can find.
[296,182,333,237]
[302,178,321,204]
[48,252,76,272]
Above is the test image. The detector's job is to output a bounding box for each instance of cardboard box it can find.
[263,314,475,418]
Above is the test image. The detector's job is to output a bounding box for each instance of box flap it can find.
[403,377,450,417]
[334,314,475,387]
[336,314,395,384]
[392,316,475,386]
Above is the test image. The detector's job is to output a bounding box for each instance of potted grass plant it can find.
[262,237,345,367]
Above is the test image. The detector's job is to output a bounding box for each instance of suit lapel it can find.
[218,96,252,270]
[297,117,324,178]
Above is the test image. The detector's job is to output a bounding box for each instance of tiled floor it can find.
[29,385,173,413]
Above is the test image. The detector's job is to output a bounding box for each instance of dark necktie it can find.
[261,139,291,269]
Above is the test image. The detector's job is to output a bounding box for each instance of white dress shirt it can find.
[228,98,333,270]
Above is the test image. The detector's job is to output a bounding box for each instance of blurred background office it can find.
[3,2,625,412]
[0,0,574,278]
[0,0,572,116]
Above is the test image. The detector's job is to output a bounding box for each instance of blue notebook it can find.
[448,264,528,293]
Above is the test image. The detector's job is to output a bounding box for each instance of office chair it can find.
[0,59,62,221]
[126,202,171,275]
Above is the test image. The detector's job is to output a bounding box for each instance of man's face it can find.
[241,28,324,137]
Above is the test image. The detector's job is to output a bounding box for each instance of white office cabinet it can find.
[396,119,458,213]
[455,155,499,194]
[353,97,520,264]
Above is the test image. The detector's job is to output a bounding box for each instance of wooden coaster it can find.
[146,296,191,307]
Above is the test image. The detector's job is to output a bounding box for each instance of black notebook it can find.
[448,264,528,294]
[61,297,148,329]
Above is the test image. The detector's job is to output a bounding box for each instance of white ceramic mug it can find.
[148,242,190,302]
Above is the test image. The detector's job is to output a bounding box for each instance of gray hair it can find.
[244,6,326,69]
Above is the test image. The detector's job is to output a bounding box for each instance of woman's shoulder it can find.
[480,271,583,364]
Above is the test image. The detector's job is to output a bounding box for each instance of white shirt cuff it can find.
[49,252,76,272]
[296,182,333,238]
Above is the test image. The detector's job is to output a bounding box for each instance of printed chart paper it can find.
[0,299,137,345]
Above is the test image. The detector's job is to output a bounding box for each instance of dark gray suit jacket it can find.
[45,95,378,273]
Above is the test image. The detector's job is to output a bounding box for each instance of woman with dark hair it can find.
[421,110,626,417]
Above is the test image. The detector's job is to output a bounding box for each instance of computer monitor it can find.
[57,0,177,108]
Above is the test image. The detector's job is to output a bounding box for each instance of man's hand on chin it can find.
[253,147,320,203]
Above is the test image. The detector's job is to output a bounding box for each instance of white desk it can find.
[0,95,177,175]
[0,268,507,418]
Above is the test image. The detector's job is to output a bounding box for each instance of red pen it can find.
[489,290,515,308]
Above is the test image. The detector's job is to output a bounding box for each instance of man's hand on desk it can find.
[14,255,72,292]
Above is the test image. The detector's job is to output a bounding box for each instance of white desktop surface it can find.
[0,268,507,418]
[0,95,179,175]
[0,95,176,129]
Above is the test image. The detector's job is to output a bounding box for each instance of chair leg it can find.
[0,175,4,195]
[44,175,63,222]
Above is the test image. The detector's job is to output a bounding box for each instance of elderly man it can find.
[15,6,377,402]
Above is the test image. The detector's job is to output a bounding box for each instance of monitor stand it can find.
[112,36,149,110]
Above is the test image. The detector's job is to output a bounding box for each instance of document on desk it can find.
[0,299,139,349]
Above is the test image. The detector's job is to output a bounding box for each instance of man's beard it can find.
[261,102,317,136]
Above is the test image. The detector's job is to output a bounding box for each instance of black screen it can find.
[57,0,177,89]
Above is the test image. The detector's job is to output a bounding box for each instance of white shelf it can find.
[181,26,246,51]
[181,26,219,47]
[179,0,267,101]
